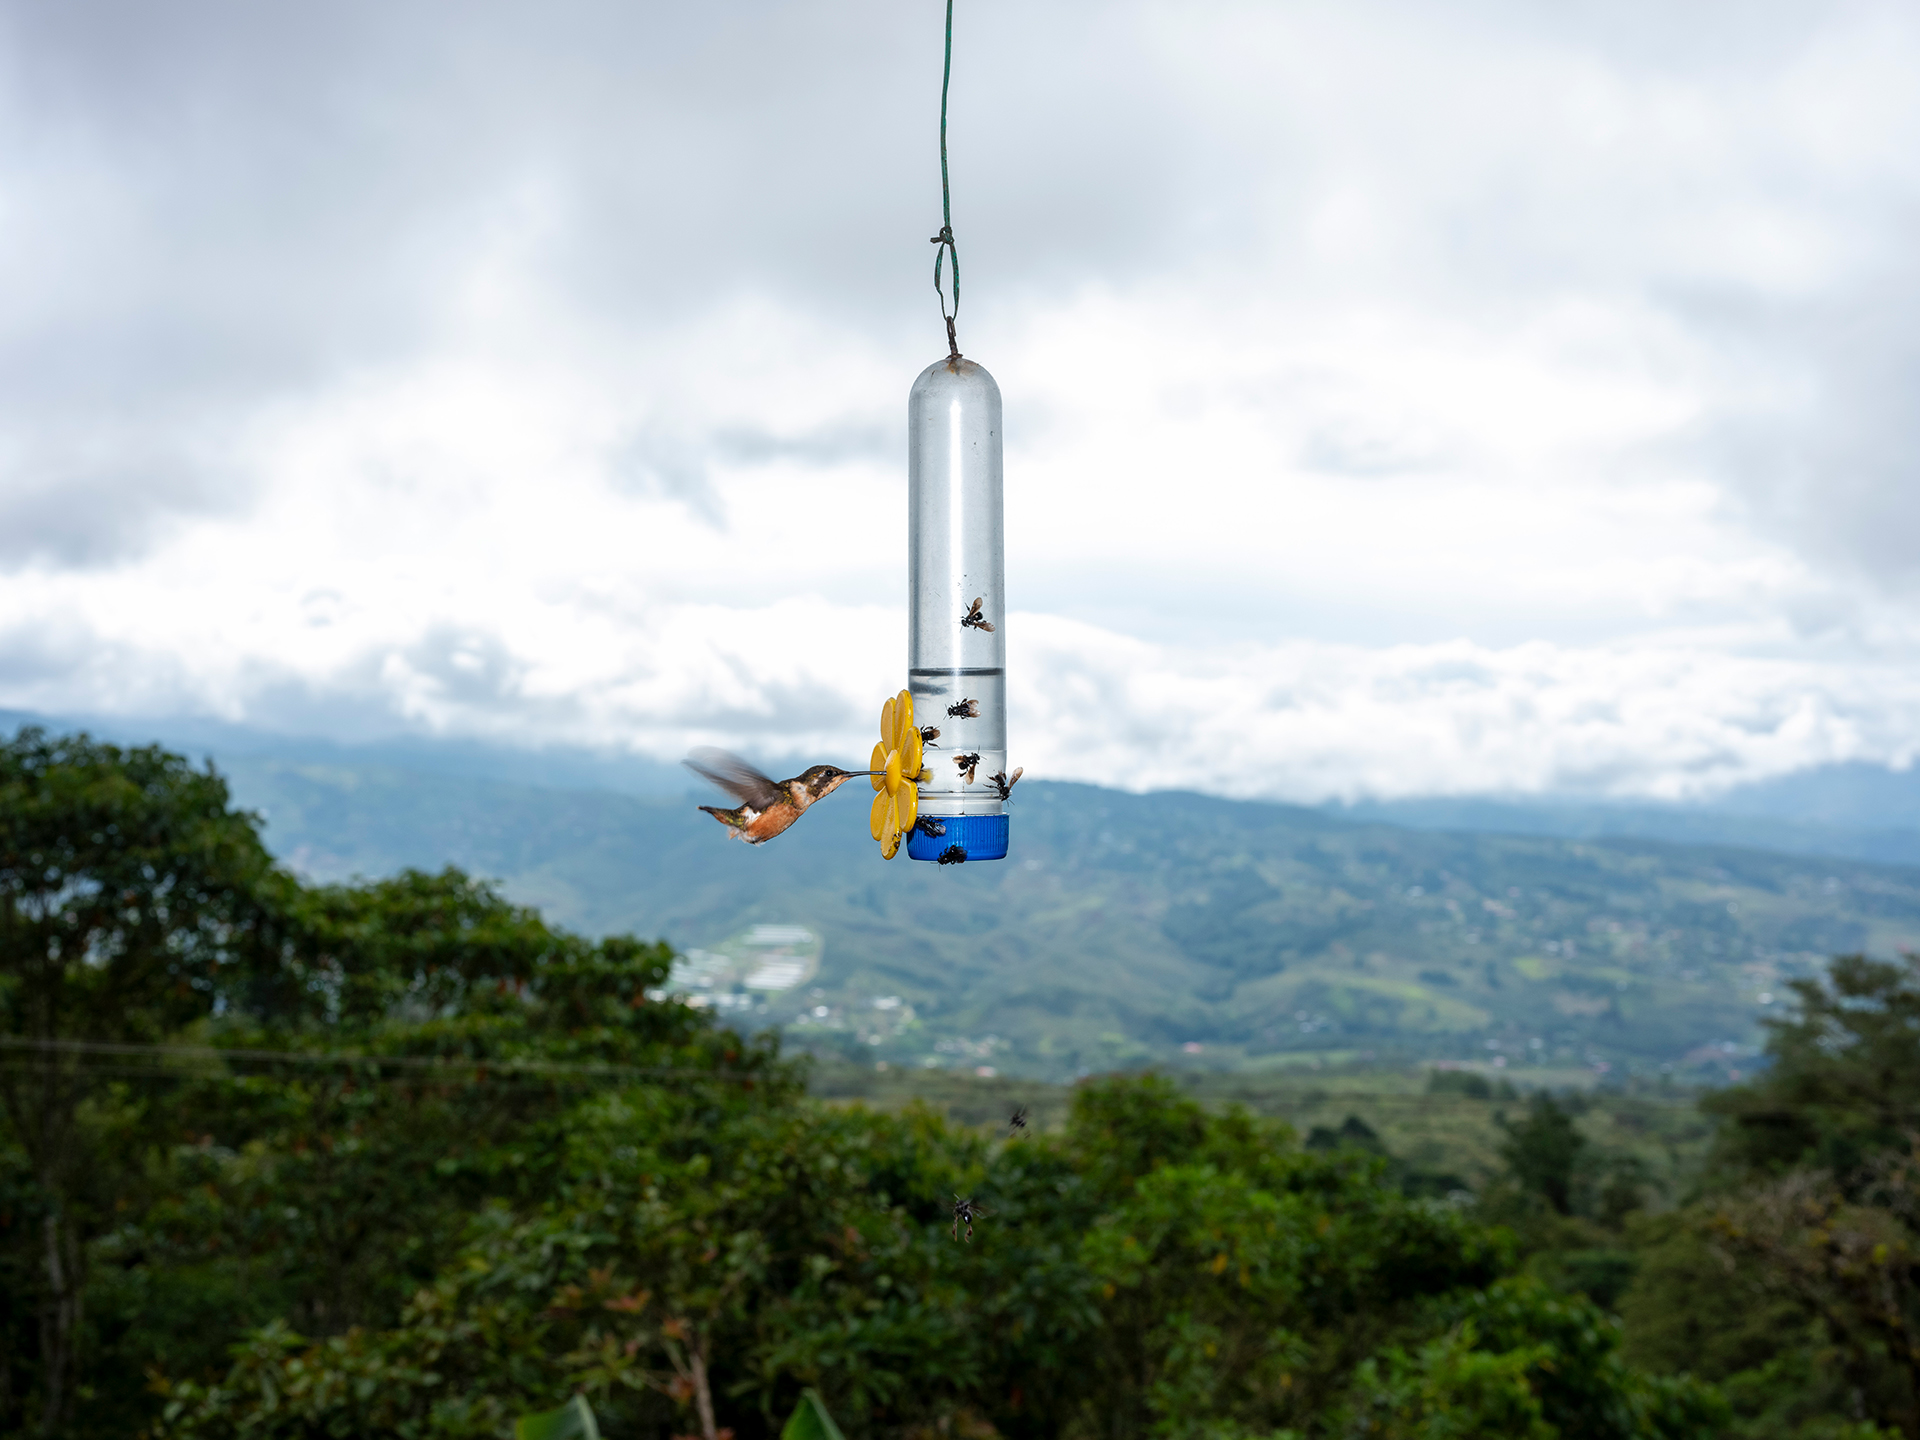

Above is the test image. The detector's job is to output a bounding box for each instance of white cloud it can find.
[2,0,1919,800]
[1014,616,1920,803]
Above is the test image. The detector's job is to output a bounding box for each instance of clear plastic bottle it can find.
[905,355,1009,862]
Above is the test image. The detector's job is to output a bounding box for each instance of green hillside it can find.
[221,758,1920,1082]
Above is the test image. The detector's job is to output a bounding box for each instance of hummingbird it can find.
[683,747,873,845]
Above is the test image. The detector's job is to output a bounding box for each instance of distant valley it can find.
[206,753,1920,1083]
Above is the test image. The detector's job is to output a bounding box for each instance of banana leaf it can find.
[515,1394,601,1440]
[781,1389,847,1440]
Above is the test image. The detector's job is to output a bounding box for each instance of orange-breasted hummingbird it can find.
[684,747,876,845]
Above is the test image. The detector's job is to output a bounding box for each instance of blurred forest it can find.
[4,729,1919,1438]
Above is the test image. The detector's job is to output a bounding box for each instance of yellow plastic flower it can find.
[868,688,924,859]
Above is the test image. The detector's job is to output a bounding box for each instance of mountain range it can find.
[9,710,1918,1083]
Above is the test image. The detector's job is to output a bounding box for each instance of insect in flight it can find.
[954,753,981,784]
[1008,1106,1028,1137]
[952,1194,986,1242]
[960,597,995,633]
[947,699,980,719]
[918,725,941,746]
[986,768,1023,801]
[937,844,968,865]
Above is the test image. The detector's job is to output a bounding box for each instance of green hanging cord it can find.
[930,0,961,360]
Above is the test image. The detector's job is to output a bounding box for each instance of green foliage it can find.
[1498,1093,1588,1216]
[101,916,784,1424]
[1703,954,1920,1181]
[1344,1322,1558,1440]
[781,1389,846,1440]
[1,727,282,1433]
[147,1073,1722,1440]
[518,1395,602,1440]
[0,730,1789,1439]
[0,728,791,1434]
[1620,1211,1869,1438]
[1305,1113,1388,1154]
[1616,959,1920,1440]
[0,728,282,1033]
[1074,1149,1503,1435]
[1428,1070,1499,1101]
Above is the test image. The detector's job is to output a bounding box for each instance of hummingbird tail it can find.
[699,805,748,832]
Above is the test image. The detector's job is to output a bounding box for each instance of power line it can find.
[0,1035,774,1085]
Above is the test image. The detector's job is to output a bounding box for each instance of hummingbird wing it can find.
[683,748,782,810]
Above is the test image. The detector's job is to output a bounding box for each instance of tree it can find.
[1705,954,1920,1182]
[0,730,1734,1439]
[1075,1154,1504,1435]
[0,728,279,1434]
[1616,953,1920,1440]
[156,1073,1720,1440]
[1708,1152,1920,1438]
[3,730,734,1435]
[155,1097,977,1440]
[171,869,739,1343]
[1343,1278,1727,1440]
[81,870,776,1439]
[1499,1092,1588,1216]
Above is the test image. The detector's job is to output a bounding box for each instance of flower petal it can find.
[891,689,914,750]
[898,783,918,833]
[901,725,922,779]
[869,789,892,842]
[884,747,903,796]
[880,696,895,746]
[880,825,901,860]
[870,741,888,792]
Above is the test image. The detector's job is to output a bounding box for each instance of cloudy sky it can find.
[2,0,1917,801]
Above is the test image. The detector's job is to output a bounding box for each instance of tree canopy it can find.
[10,726,1905,1439]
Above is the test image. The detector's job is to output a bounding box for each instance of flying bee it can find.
[937,844,969,865]
[1008,1106,1028,1137]
[919,725,941,746]
[947,699,980,719]
[986,767,1023,801]
[960,597,995,633]
[914,814,947,839]
[952,1194,987,1242]
[954,753,981,784]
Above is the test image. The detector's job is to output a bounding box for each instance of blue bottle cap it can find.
[906,813,1010,863]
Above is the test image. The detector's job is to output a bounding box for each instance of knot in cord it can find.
[931,226,961,360]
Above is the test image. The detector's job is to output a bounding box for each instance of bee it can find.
[919,725,941,746]
[1008,1106,1028,1137]
[960,597,995,632]
[954,753,981,784]
[952,1193,987,1242]
[947,699,980,719]
[986,767,1023,801]
[937,844,969,865]
[914,814,947,839]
